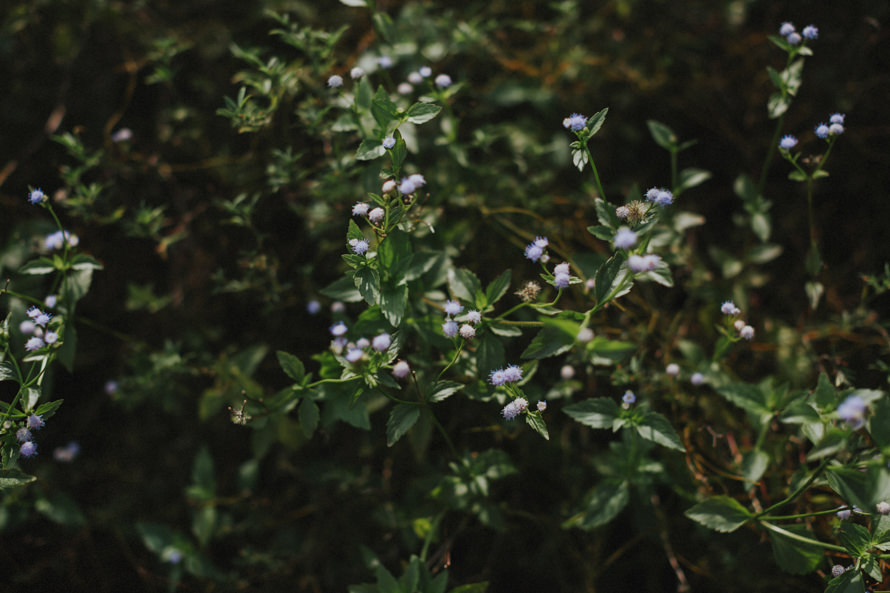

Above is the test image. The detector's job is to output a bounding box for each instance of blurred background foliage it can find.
[1,0,889,591]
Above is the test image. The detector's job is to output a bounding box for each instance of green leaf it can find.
[585,337,635,364]
[70,254,103,271]
[380,282,408,326]
[378,229,411,272]
[371,12,396,44]
[838,522,872,556]
[594,253,625,304]
[521,318,579,359]
[646,119,677,150]
[594,197,619,229]
[563,479,629,530]
[685,496,751,533]
[483,270,511,307]
[0,469,36,491]
[299,399,319,438]
[767,524,823,575]
[788,170,807,182]
[525,413,549,440]
[746,243,783,264]
[767,92,791,119]
[339,0,366,6]
[677,167,711,192]
[813,372,836,409]
[733,174,758,203]
[375,564,400,593]
[386,403,421,446]
[18,257,57,275]
[740,449,770,483]
[449,583,490,593]
[320,274,363,302]
[430,381,463,403]
[572,147,588,171]
[805,281,824,310]
[0,361,16,382]
[751,212,771,241]
[715,383,771,418]
[564,398,620,429]
[586,225,614,241]
[371,86,399,129]
[190,446,216,499]
[277,351,305,383]
[476,331,506,377]
[406,102,442,125]
[354,267,380,305]
[869,396,890,447]
[356,138,386,161]
[35,491,87,527]
[635,411,684,451]
[826,466,872,510]
[586,107,608,137]
[448,267,482,305]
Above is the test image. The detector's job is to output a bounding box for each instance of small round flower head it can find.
[836,508,851,520]
[382,136,396,149]
[489,368,508,386]
[463,310,482,325]
[397,82,413,95]
[577,327,594,343]
[105,380,119,395]
[19,320,35,335]
[654,189,674,207]
[779,22,795,36]
[350,67,365,79]
[306,300,322,315]
[351,239,369,255]
[44,331,58,345]
[398,178,417,195]
[53,441,80,462]
[20,441,37,458]
[524,243,544,262]
[372,333,391,352]
[666,363,680,376]
[34,311,52,327]
[25,336,45,351]
[331,301,346,313]
[560,365,575,380]
[408,173,426,187]
[27,306,41,319]
[502,400,521,420]
[877,501,890,515]
[622,390,636,405]
[442,320,458,338]
[802,25,818,40]
[613,227,638,250]
[382,179,396,194]
[330,338,346,354]
[786,32,802,45]
[327,74,343,88]
[554,262,570,276]
[645,187,660,202]
[459,324,476,340]
[168,550,183,565]
[378,55,393,69]
[503,365,523,383]
[554,272,570,289]
[733,319,746,331]
[563,113,587,131]
[627,254,657,274]
[514,397,529,412]
[616,205,630,219]
[829,123,844,136]
[408,71,423,84]
[330,322,348,337]
[690,372,705,386]
[368,207,385,223]
[721,300,740,315]
[345,348,364,363]
[829,113,845,125]
[534,236,549,248]
[28,188,47,204]
[814,123,830,139]
[355,337,370,349]
[779,135,798,150]
[111,128,133,142]
[392,360,411,379]
[831,565,845,578]
[435,74,452,88]
[16,427,32,442]
[443,300,463,316]
[739,325,755,340]
[44,295,57,308]
[838,395,867,429]
[419,66,432,78]
[537,400,547,412]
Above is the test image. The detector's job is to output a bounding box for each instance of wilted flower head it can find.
[515,281,541,302]
[837,395,867,429]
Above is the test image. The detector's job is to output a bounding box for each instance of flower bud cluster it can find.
[778,22,818,46]
[22,305,61,352]
[329,322,393,365]
[524,236,550,263]
[16,414,44,459]
[720,300,755,340]
[562,113,587,132]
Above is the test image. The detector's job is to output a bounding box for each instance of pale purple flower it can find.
[666,363,680,376]
[382,179,396,194]
[368,207,385,223]
[307,300,321,314]
[392,360,411,379]
[877,501,890,515]
[397,82,413,95]
[382,136,396,149]
[111,128,133,142]
[407,72,423,85]
[779,135,798,150]
[330,322,348,337]
[350,239,369,255]
[28,188,47,204]
[829,113,845,125]
[537,401,547,412]
[16,428,31,442]
[398,178,417,195]
[524,243,543,262]
[27,414,45,431]
[503,365,523,383]
[408,173,426,187]
[562,113,587,131]
[739,325,755,340]
[616,206,630,219]
[419,66,432,78]
[489,368,507,386]
[463,310,482,325]
[372,333,391,352]
[44,331,58,344]
[53,441,80,462]
[837,395,867,429]
[786,32,802,45]
[554,262,570,276]
[577,328,594,343]
[442,320,458,338]
[829,123,844,136]
[345,348,364,363]
[779,22,795,37]
[721,301,740,315]
[44,295,57,308]
[554,273,570,289]
[690,372,705,386]
[435,74,452,88]
[613,227,637,250]
[443,300,463,316]
[560,365,575,380]
[350,67,365,79]
[502,400,521,420]
[814,123,829,139]
[25,336,45,351]
[831,565,845,578]
[355,337,370,349]
[459,324,475,339]
[327,75,343,88]
[802,25,818,40]
[19,320,35,335]
[622,390,636,405]
[20,441,37,458]
[378,56,393,69]
[836,509,851,520]
[654,189,673,207]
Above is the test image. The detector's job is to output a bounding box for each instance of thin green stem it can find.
[760,521,846,552]
[760,507,846,521]
[419,511,445,562]
[758,114,785,197]
[582,143,606,201]
[436,342,464,382]
[755,458,830,518]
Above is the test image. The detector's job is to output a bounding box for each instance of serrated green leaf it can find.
[767,523,823,575]
[825,569,865,593]
[685,496,751,532]
[586,107,608,137]
[521,318,578,359]
[838,522,872,556]
[448,267,482,304]
[564,398,619,429]
[594,253,624,304]
[635,411,684,451]
[277,351,305,383]
[741,449,770,483]
[371,86,398,129]
[476,331,505,376]
[0,362,16,382]
[483,269,511,307]
[525,413,549,440]
[430,381,463,402]
[586,225,614,241]
[715,383,771,417]
[386,403,421,446]
[320,274,363,302]
[70,254,103,271]
[380,282,407,326]
[354,267,380,306]
[564,479,628,530]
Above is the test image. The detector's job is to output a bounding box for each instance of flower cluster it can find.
[627,254,662,274]
[21,306,59,351]
[524,236,550,263]
[400,66,452,94]
[398,173,426,196]
[502,397,528,420]
[489,364,523,387]
[815,112,845,139]
[615,201,647,225]
[721,300,755,340]
[621,390,636,408]
[45,230,79,250]
[330,323,393,364]
[552,262,571,289]
[644,187,674,207]
[562,113,587,132]
[16,414,44,459]
[779,22,818,46]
